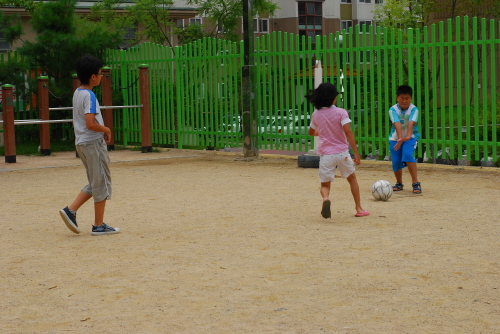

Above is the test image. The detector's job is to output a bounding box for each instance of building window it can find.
[177,19,185,28]
[119,26,137,49]
[219,50,230,66]
[219,82,231,98]
[189,17,202,25]
[359,50,371,63]
[375,0,383,3]
[341,0,352,3]
[0,27,12,51]
[359,0,371,2]
[260,19,269,33]
[256,50,269,65]
[298,1,322,47]
[217,23,226,33]
[248,18,270,33]
[359,20,372,33]
[341,20,353,32]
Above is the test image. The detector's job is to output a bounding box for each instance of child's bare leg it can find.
[406,162,419,184]
[94,199,106,226]
[68,191,92,212]
[394,169,403,185]
[346,173,364,214]
[320,182,331,201]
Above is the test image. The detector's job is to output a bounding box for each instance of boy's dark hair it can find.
[305,82,339,110]
[396,85,413,97]
[76,54,103,85]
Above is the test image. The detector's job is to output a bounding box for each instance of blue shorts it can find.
[389,138,417,172]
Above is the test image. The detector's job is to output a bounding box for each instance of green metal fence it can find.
[103,16,499,162]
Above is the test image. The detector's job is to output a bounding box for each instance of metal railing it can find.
[0,105,143,125]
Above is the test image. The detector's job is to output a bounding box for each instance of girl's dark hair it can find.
[76,54,103,85]
[305,82,339,110]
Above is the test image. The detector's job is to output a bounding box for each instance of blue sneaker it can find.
[91,223,120,236]
[59,206,80,234]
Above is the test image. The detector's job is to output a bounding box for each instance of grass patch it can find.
[0,139,76,156]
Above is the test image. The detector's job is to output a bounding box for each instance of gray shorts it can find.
[76,137,112,202]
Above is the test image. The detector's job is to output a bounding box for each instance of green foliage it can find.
[0,0,39,11]
[16,0,122,108]
[91,0,174,47]
[372,0,431,31]
[0,55,30,104]
[30,0,76,34]
[88,0,138,47]
[433,0,500,20]
[90,0,278,46]
[0,12,23,43]
[128,0,174,46]
[0,138,76,156]
[185,0,279,42]
[174,24,205,46]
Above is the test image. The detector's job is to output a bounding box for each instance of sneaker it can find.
[91,223,120,236]
[59,206,80,234]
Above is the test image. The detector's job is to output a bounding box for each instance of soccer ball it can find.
[372,180,393,201]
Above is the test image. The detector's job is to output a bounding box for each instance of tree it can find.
[91,0,279,47]
[15,0,122,107]
[91,0,175,48]
[185,0,278,42]
[372,0,435,31]
[434,0,500,20]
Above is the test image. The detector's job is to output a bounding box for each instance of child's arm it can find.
[343,123,361,165]
[393,122,404,151]
[86,113,112,143]
[394,120,416,151]
[308,127,318,136]
[405,121,416,140]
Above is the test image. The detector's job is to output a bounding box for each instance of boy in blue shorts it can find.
[59,54,120,235]
[388,85,422,194]
[307,83,369,219]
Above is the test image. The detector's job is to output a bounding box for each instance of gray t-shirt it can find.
[73,88,104,145]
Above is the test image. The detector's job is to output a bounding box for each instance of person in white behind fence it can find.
[59,54,120,236]
[307,82,369,219]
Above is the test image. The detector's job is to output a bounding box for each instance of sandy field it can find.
[1,148,499,334]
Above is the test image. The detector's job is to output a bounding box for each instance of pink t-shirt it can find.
[310,106,352,155]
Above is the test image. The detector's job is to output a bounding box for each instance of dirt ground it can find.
[1,148,499,334]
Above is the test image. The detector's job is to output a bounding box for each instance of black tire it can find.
[297,154,320,168]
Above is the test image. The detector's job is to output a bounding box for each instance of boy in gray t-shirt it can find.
[59,54,120,236]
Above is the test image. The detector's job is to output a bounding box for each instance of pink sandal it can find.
[355,210,370,217]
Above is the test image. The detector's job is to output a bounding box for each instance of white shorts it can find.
[319,151,356,183]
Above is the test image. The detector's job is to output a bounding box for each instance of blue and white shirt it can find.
[72,88,104,145]
[388,103,420,141]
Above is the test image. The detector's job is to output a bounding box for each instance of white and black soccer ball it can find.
[372,180,393,201]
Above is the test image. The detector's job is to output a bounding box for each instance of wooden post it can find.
[139,64,152,152]
[38,76,50,156]
[2,84,16,163]
[101,67,114,151]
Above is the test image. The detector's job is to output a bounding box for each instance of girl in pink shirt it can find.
[307,83,369,219]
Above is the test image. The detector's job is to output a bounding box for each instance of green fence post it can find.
[491,19,498,159]
[456,17,463,161]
